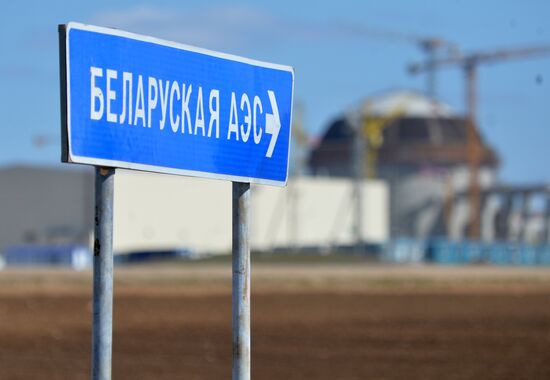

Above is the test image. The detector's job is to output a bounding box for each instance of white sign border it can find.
[62,22,295,187]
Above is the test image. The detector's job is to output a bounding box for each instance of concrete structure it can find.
[113,170,389,253]
[0,165,389,255]
[0,165,93,249]
[308,90,500,239]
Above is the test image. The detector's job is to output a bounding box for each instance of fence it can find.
[384,238,550,266]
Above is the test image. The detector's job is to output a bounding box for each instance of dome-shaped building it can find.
[308,90,500,238]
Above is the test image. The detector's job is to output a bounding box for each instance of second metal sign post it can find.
[232,182,251,380]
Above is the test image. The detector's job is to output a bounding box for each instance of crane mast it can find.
[408,45,550,239]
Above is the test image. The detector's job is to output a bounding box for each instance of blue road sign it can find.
[59,23,294,186]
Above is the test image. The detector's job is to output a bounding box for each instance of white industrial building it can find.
[0,165,389,256]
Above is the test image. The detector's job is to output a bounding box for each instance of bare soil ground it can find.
[1,264,550,379]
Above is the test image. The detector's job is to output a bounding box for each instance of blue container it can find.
[536,245,550,266]
[461,241,484,264]
[2,244,91,270]
[383,238,426,264]
[487,243,509,265]
[428,239,460,265]
[518,244,537,266]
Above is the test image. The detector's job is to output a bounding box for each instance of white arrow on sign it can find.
[265,90,281,158]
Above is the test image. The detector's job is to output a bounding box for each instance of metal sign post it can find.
[92,167,115,380]
[232,182,251,380]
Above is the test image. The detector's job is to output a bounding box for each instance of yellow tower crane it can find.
[361,105,406,178]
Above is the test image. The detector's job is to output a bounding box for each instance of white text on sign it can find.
[89,67,281,158]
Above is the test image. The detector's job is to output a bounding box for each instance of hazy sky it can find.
[1,0,549,183]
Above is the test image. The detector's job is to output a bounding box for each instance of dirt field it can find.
[1,264,550,379]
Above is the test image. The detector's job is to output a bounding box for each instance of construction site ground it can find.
[1,262,550,379]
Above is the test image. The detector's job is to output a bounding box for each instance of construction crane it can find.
[349,100,407,253]
[362,104,407,179]
[416,38,460,98]
[408,45,550,239]
[334,23,458,97]
[32,134,57,148]
[328,23,458,252]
